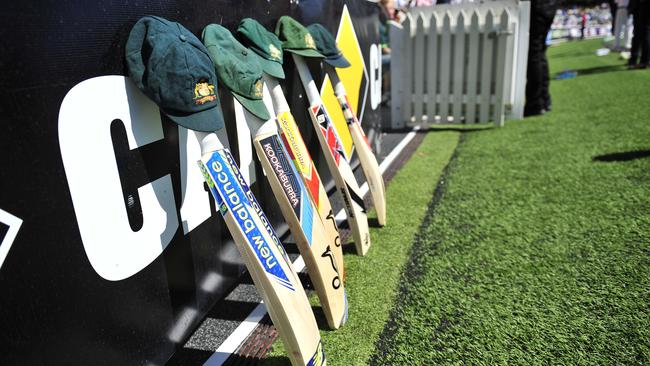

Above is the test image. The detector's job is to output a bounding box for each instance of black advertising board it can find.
[0,0,382,365]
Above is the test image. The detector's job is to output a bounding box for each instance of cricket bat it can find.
[196,131,326,366]
[292,54,371,256]
[237,101,348,330]
[325,65,386,226]
[263,74,345,279]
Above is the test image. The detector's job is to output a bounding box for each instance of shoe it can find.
[628,63,647,70]
[524,108,546,117]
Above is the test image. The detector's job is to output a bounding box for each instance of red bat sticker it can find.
[312,105,345,166]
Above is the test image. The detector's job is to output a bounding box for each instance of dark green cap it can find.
[202,24,270,121]
[307,23,351,68]
[125,16,224,132]
[236,18,286,79]
[275,16,324,59]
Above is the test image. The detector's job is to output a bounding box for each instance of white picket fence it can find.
[389,0,530,128]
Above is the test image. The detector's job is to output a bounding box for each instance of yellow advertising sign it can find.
[320,5,368,159]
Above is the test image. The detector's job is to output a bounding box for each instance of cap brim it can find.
[232,93,271,121]
[324,54,351,68]
[164,106,225,132]
[285,48,325,58]
[251,51,286,79]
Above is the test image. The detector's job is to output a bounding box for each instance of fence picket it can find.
[465,11,480,124]
[389,21,405,128]
[452,11,466,124]
[479,11,494,123]
[493,10,510,126]
[413,14,426,123]
[439,12,452,122]
[426,13,439,123]
[401,15,413,126]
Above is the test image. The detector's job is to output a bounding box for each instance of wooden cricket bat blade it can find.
[196,133,325,366]
[264,74,346,279]
[250,118,348,329]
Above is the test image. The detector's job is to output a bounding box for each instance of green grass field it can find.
[266,39,650,365]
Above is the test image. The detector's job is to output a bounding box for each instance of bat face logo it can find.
[321,245,341,289]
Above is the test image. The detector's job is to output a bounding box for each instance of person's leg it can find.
[541,15,554,112]
[640,14,650,65]
[610,1,618,31]
[629,13,642,65]
[614,8,628,50]
[525,21,547,116]
[540,47,551,111]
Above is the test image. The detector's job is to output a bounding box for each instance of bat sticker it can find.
[221,150,292,264]
[311,105,346,166]
[277,112,322,207]
[259,135,315,244]
[199,152,295,292]
[307,341,326,366]
[338,95,371,148]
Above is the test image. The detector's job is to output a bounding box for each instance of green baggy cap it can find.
[202,24,270,121]
[236,18,286,79]
[307,23,351,68]
[275,16,324,59]
[125,16,224,132]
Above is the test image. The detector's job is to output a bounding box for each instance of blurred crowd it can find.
[551,5,614,40]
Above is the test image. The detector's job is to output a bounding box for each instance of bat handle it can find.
[263,74,291,113]
[325,65,346,97]
[196,131,224,155]
[291,54,322,105]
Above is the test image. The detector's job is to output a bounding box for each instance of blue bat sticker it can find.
[198,151,295,292]
[259,135,315,245]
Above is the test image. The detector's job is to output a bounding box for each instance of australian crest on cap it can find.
[305,33,316,49]
[269,44,282,61]
[254,79,263,98]
[194,80,217,105]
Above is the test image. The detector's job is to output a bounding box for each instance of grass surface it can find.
[264,131,461,365]
[548,38,626,77]
[369,40,650,364]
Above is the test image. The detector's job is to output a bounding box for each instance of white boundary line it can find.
[202,125,420,366]
[202,302,268,366]
[335,125,421,222]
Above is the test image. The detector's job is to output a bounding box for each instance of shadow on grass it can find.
[262,355,292,366]
[554,64,626,79]
[368,217,383,228]
[593,150,650,162]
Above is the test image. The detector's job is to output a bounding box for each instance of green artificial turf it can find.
[369,42,650,365]
[263,131,461,365]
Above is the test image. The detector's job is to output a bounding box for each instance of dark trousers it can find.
[630,9,650,65]
[609,1,618,30]
[525,14,554,114]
